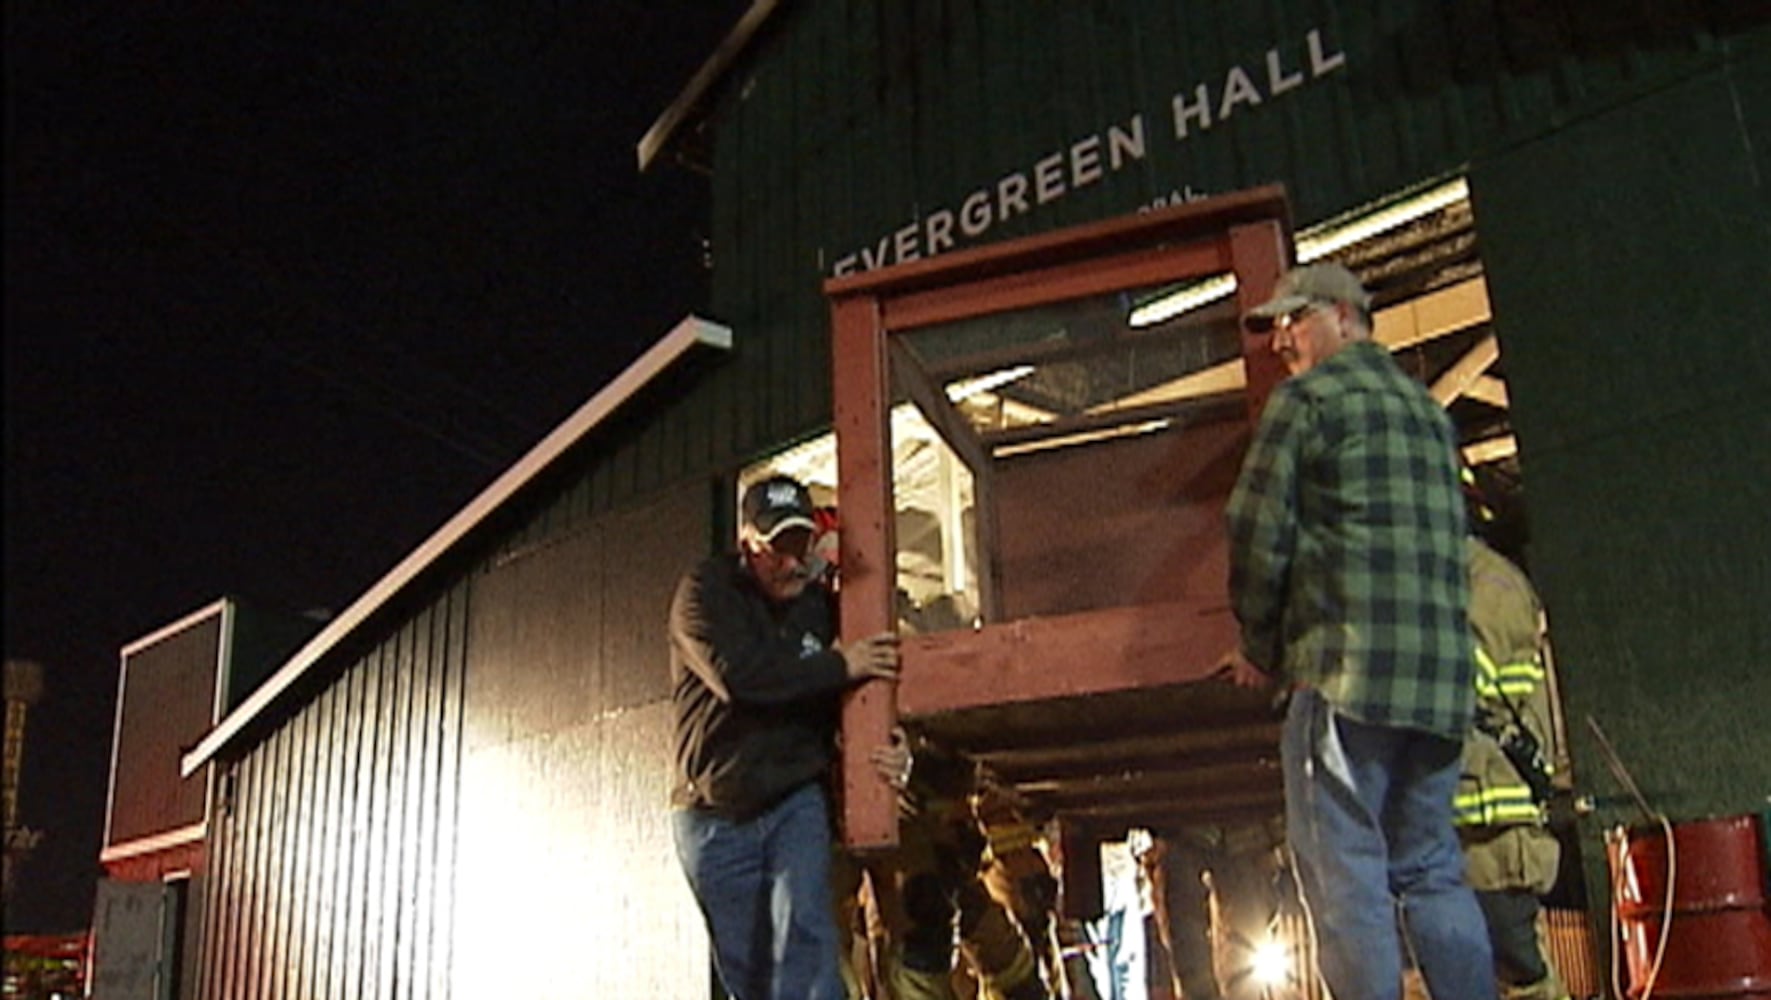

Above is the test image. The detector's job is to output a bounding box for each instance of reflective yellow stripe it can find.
[986,822,1038,857]
[1454,784,1542,826]
[1473,646,1544,700]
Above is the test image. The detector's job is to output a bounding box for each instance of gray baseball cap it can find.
[1243,263,1372,332]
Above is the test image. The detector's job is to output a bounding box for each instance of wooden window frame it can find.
[825,186,1293,851]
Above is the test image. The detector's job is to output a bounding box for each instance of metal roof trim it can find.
[100,822,207,864]
[119,597,230,658]
[636,0,785,172]
[181,315,734,776]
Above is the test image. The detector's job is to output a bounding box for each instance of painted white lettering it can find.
[1219,65,1262,119]
[829,29,1354,277]
[997,172,1031,220]
[1267,47,1304,95]
[1034,153,1065,204]
[894,221,921,263]
[959,189,993,237]
[1107,114,1146,169]
[925,209,956,256]
[1070,135,1103,188]
[1171,84,1212,138]
[860,234,892,271]
[1140,185,1212,214]
[1308,29,1346,76]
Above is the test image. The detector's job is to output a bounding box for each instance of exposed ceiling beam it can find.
[1431,333,1500,405]
[1466,373,1511,409]
[1088,275,1495,413]
[1463,434,1519,465]
[1373,275,1492,350]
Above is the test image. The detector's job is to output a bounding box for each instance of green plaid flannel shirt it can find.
[1227,340,1475,739]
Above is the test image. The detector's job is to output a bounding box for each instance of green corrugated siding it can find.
[694,1,1763,459]
[1468,48,1769,965]
[1474,57,1771,825]
[503,1,1767,581]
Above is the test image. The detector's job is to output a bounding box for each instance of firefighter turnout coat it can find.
[1455,537,1561,895]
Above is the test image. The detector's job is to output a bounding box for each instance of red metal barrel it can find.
[1609,814,1771,998]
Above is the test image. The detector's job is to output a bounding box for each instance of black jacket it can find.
[668,554,850,820]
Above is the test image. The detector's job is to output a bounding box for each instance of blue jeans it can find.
[672,783,845,1000]
[1282,688,1496,1000]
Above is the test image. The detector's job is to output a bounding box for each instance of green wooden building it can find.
[146,4,1766,997]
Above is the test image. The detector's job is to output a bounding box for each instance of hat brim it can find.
[1242,293,1312,332]
[756,515,817,542]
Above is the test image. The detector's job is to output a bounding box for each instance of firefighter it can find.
[1455,529,1570,1000]
[837,731,1058,1000]
[814,503,1069,1000]
[972,773,1081,999]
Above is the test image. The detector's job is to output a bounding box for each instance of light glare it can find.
[1249,937,1289,987]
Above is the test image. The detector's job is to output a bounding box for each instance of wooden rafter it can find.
[1463,434,1519,465]
[1087,275,1500,414]
[1466,373,1510,408]
[1431,333,1501,405]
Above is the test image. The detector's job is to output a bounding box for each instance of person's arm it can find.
[1225,387,1309,673]
[669,565,895,704]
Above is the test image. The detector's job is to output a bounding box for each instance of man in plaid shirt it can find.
[1223,263,1495,1000]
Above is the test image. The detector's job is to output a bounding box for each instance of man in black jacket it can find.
[670,474,899,1000]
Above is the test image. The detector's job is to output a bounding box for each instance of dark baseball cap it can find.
[740,475,817,541]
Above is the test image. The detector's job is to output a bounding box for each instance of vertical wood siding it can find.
[451,484,712,999]
[198,479,711,998]
[198,587,468,1000]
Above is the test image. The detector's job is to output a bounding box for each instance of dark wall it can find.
[453,482,712,997]
[111,615,220,846]
[223,604,320,714]
[1472,39,1770,848]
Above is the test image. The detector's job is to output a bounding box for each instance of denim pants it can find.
[1282,688,1496,1000]
[672,783,845,1000]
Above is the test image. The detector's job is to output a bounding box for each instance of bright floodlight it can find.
[1249,937,1289,987]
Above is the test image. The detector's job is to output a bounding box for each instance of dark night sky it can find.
[5,2,746,933]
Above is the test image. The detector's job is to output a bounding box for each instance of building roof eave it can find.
[180,315,734,777]
[636,0,786,173]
